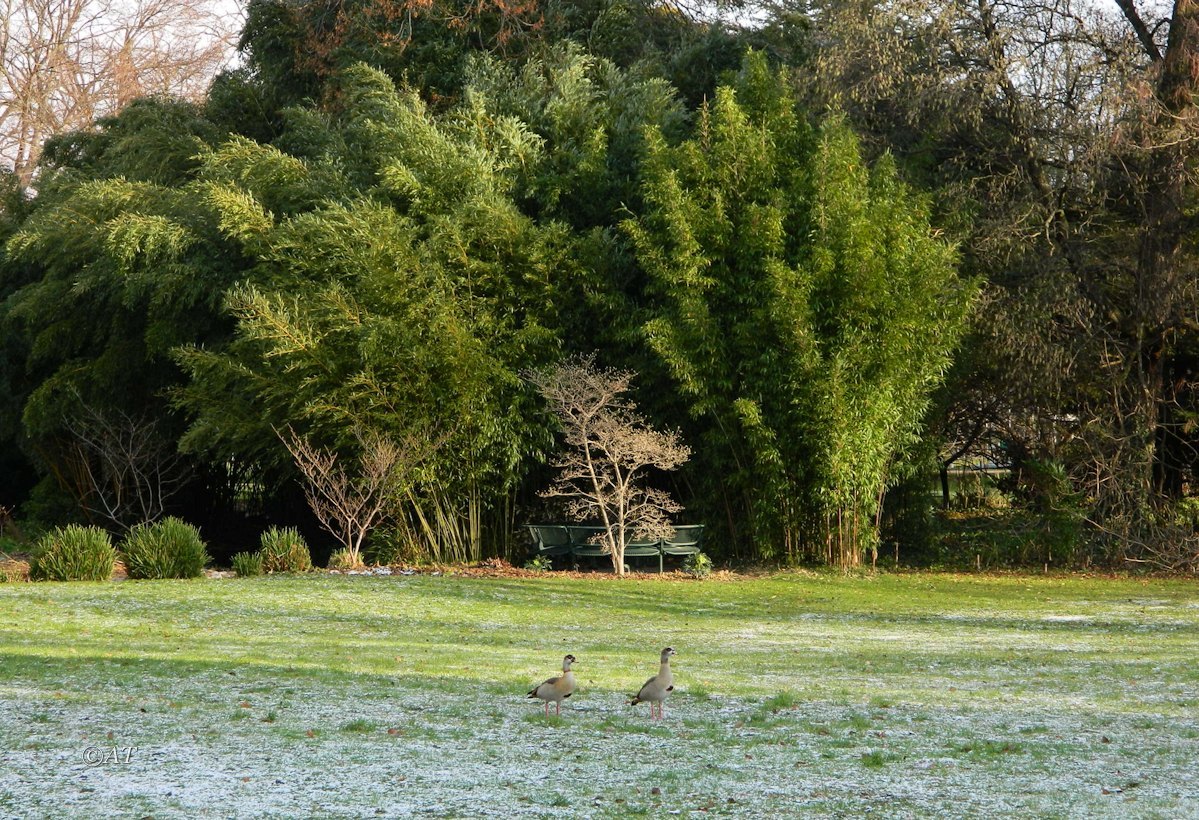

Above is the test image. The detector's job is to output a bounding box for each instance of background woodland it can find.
[1,0,1197,571]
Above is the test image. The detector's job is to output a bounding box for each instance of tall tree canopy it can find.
[0,9,984,564]
[0,98,237,523]
[179,63,575,559]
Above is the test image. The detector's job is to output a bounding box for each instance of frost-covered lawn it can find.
[1,572,1198,818]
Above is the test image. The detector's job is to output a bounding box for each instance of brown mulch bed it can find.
[1,549,745,582]
[369,557,745,581]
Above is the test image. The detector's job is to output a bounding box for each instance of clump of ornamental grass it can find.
[120,517,209,579]
[30,525,116,582]
[259,527,312,573]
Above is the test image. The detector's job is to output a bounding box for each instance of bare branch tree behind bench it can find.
[526,356,690,575]
[280,427,432,567]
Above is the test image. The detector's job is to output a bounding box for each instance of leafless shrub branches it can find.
[279,427,435,566]
[64,401,188,529]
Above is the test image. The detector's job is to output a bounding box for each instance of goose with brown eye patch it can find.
[527,654,576,717]
[630,647,675,719]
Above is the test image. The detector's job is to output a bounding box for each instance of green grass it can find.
[1,571,1198,817]
[340,717,375,733]
[860,749,887,768]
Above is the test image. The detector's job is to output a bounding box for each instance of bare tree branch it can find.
[0,0,241,184]
[279,426,435,566]
[1113,0,1164,60]
[526,355,690,575]
[63,400,188,529]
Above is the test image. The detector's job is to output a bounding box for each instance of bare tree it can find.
[64,402,188,529]
[0,0,241,184]
[280,427,428,567]
[527,356,690,576]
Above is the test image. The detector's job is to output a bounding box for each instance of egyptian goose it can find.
[630,647,675,719]
[527,654,576,716]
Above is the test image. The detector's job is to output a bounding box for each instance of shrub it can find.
[30,525,116,581]
[1172,496,1199,530]
[365,527,417,566]
[523,555,553,572]
[327,548,362,571]
[121,517,209,579]
[682,551,713,578]
[259,527,312,573]
[231,551,264,577]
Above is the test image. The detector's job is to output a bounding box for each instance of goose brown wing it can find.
[635,674,658,700]
[528,673,562,698]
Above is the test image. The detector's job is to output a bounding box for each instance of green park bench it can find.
[565,525,607,565]
[524,524,574,565]
[661,524,705,566]
[526,524,705,573]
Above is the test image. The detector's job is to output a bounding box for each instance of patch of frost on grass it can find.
[3,573,1198,818]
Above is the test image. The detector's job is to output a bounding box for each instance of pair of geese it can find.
[527,647,675,719]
